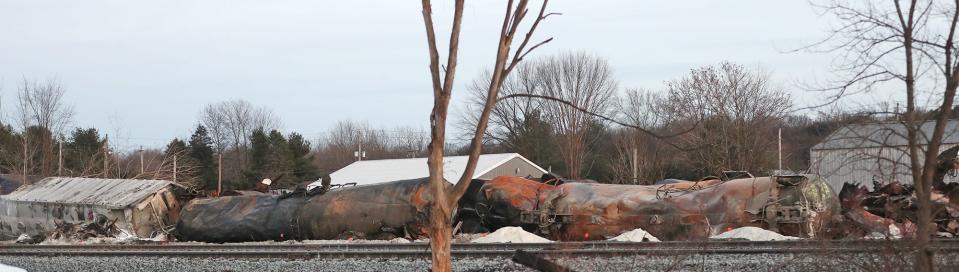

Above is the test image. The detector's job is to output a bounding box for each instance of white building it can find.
[309,153,547,188]
[809,120,959,191]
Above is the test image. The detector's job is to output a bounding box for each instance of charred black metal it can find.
[175,178,441,242]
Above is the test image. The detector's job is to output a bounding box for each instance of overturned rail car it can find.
[176,178,441,242]
[464,175,841,241]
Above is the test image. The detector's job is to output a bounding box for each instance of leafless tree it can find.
[314,120,430,174]
[200,99,280,152]
[419,0,554,270]
[199,99,280,184]
[610,88,671,184]
[15,78,75,177]
[461,62,544,145]
[537,52,617,179]
[805,1,959,270]
[660,62,791,175]
[465,53,615,179]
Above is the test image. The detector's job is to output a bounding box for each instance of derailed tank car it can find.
[176,178,442,242]
[468,174,840,241]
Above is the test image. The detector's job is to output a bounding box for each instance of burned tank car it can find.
[297,177,442,240]
[469,176,557,233]
[175,194,308,243]
[176,178,442,242]
[472,175,840,241]
[453,179,491,233]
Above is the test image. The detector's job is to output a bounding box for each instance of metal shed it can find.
[0,177,181,240]
[308,153,547,188]
[809,120,959,191]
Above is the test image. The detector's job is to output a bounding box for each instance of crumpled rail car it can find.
[836,145,959,238]
[176,178,441,243]
[469,175,840,241]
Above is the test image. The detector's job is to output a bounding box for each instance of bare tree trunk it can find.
[419,1,553,270]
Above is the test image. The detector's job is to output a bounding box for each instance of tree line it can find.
[5,55,941,191]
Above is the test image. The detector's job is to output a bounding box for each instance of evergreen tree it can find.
[244,129,270,188]
[65,128,105,175]
[287,132,318,183]
[164,139,188,157]
[0,124,22,175]
[188,125,217,191]
[266,130,293,188]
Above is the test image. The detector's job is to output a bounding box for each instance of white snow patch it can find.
[864,224,904,240]
[608,228,660,242]
[710,227,799,241]
[389,237,411,243]
[0,263,26,272]
[471,227,552,243]
[113,230,136,242]
[14,234,31,243]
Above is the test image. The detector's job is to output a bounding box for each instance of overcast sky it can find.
[0,1,856,151]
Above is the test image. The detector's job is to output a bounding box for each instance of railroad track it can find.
[3,240,959,258]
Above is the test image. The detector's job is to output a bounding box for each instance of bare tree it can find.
[461,62,544,144]
[661,62,791,175]
[15,78,75,177]
[200,99,280,152]
[419,0,554,270]
[806,1,959,270]
[461,62,558,169]
[199,99,280,184]
[464,53,616,179]
[610,88,670,184]
[538,52,616,179]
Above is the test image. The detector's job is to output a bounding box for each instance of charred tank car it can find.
[176,178,442,242]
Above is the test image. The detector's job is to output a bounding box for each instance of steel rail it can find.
[3,240,959,259]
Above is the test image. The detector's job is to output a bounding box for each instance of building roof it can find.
[314,153,546,187]
[812,120,959,151]
[1,177,173,209]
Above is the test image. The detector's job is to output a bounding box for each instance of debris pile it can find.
[709,226,799,241]
[48,217,119,241]
[608,228,660,242]
[471,227,552,243]
[838,182,958,239]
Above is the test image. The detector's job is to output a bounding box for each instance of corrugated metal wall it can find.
[810,143,959,191]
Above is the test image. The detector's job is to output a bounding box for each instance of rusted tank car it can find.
[296,178,439,240]
[176,178,440,242]
[472,175,840,241]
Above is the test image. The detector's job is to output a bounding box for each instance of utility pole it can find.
[57,137,63,176]
[631,147,638,184]
[777,127,783,172]
[354,142,366,161]
[354,130,366,161]
[217,153,222,195]
[139,146,144,175]
[103,136,109,178]
[22,138,27,185]
[173,155,177,182]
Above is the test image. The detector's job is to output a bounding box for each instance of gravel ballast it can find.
[3,251,959,272]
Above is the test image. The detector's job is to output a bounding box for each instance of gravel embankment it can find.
[3,252,959,272]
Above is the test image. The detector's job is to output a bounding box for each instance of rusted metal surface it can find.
[176,178,443,242]
[297,177,440,240]
[472,175,840,241]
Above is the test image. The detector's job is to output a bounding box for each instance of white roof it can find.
[1,177,173,209]
[312,153,545,187]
